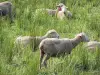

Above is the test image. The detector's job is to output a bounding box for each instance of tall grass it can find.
[0,0,100,75]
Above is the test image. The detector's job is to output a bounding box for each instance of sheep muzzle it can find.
[58,7,62,11]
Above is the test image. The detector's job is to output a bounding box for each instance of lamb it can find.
[39,32,89,68]
[0,1,14,23]
[85,41,100,51]
[15,29,59,52]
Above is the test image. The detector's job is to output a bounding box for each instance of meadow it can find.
[0,0,100,75]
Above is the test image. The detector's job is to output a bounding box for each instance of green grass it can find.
[0,0,100,75]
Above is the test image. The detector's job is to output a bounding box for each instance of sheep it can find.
[0,1,14,23]
[39,32,89,69]
[35,3,69,20]
[85,41,100,51]
[15,29,59,52]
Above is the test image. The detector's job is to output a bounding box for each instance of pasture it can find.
[0,0,100,75]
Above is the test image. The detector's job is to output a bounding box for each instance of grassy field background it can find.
[0,0,100,75]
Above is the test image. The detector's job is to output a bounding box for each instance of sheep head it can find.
[76,32,90,42]
[56,3,68,13]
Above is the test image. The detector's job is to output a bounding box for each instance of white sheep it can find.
[85,41,100,51]
[15,29,59,51]
[39,32,89,68]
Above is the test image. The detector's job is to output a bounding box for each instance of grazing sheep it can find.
[39,32,89,68]
[85,41,100,51]
[15,29,59,52]
[0,1,14,23]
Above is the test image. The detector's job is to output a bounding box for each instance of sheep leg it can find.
[43,54,50,68]
[40,50,45,69]
[8,4,13,23]
[0,9,2,15]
